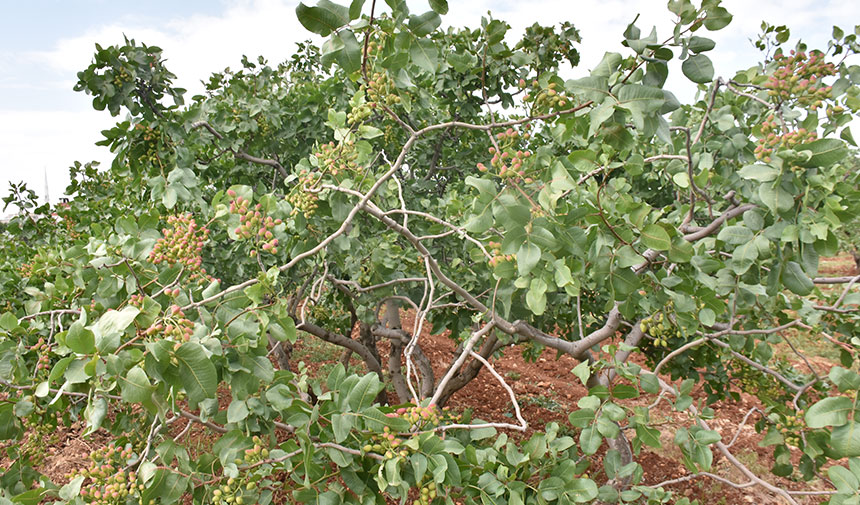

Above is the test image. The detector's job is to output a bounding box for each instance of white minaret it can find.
[43,168,50,204]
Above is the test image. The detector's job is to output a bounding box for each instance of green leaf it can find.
[829,465,859,494]
[0,312,19,331]
[526,278,548,316]
[408,11,441,37]
[798,138,848,167]
[759,183,794,214]
[348,0,366,19]
[571,361,591,385]
[296,1,350,36]
[717,225,754,245]
[120,366,155,404]
[782,261,814,296]
[703,6,732,30]
[66,321,96,355]
[639,373,659,394]
[738,163,778,182]
[580,426,602,455]
[832,422,860,458]
[805,396,853,428]
[409,38,438,73]
[59,476,84,501]
[428,0,448,14]
[141,469,188,505]
[332,413,353,443]
[641,224,671,250]
[175,342,218,406]
[334,29,361,73]
[687,36,715,53]
[567,478,599,503]
[346,373,383,411]
[227,400,249,423]
[517,242,541,276]
[682,54,714,83]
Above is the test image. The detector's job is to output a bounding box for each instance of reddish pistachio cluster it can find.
[234,436,269,465]
[144,305,194,349]
[522,81,571,110]
[765,50,836,109]
[129,294,145,307]
[477,128,534,182]
[314,141,359,176]
[755,115,818,162]
[486,241,515,268]
[68,443,138,505]
[287,168,320,217]
[365,405,459,460]
[30,337,52,371]
[227,191,281,256]
[149,214,213,285]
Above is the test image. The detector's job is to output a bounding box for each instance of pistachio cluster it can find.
[254,114,270,137]
[364,71,402,107]
[144,304,194,349]
[413,481,439,505]
[69,443,139,505]
[730,361,784,400]
[522,81,572,111]
[149,214,213,285]
[754,116,818,162]
[778,411,805,447]
[486,241,515,268]
[287,168,321,217]
[134,123,160,165]
[476,128,534,182]
[364,405,458,460]
[213,437,269,505]
[314,140,360,176]
[30,337,52,372]
[21,413,58,466]
[111,67,134,88]
[227,191,281,256]
[766,50,835,109]
[639,312,679,348]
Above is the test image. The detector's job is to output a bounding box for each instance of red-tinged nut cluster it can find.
[765,50,835,109]
[30,337,52,371]
[487,241,515,268]
[68,443,139,505]
[149,214,213,285]
[227,191,281,257]
[755,115,818,162]
[477,128,534,182]
[314,140,359,176]
[144,305,194,349]
[287,168,320,217]
[366,405,459,460]
[128,294,145,307]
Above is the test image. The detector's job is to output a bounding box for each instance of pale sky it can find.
[1,0,857,213]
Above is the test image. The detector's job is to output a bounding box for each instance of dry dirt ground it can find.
[8,254,859,504]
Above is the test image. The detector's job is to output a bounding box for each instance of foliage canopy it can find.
[2,1,860,504]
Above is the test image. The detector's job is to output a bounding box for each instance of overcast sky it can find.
[1,0,857,212]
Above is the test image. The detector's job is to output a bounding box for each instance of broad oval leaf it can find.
[682,54,714,83]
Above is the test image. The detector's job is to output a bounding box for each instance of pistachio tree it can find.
[2,1,860,503]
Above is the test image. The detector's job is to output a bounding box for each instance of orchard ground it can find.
[6,253,856,505]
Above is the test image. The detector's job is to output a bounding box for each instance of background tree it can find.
[1,1,860,503]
